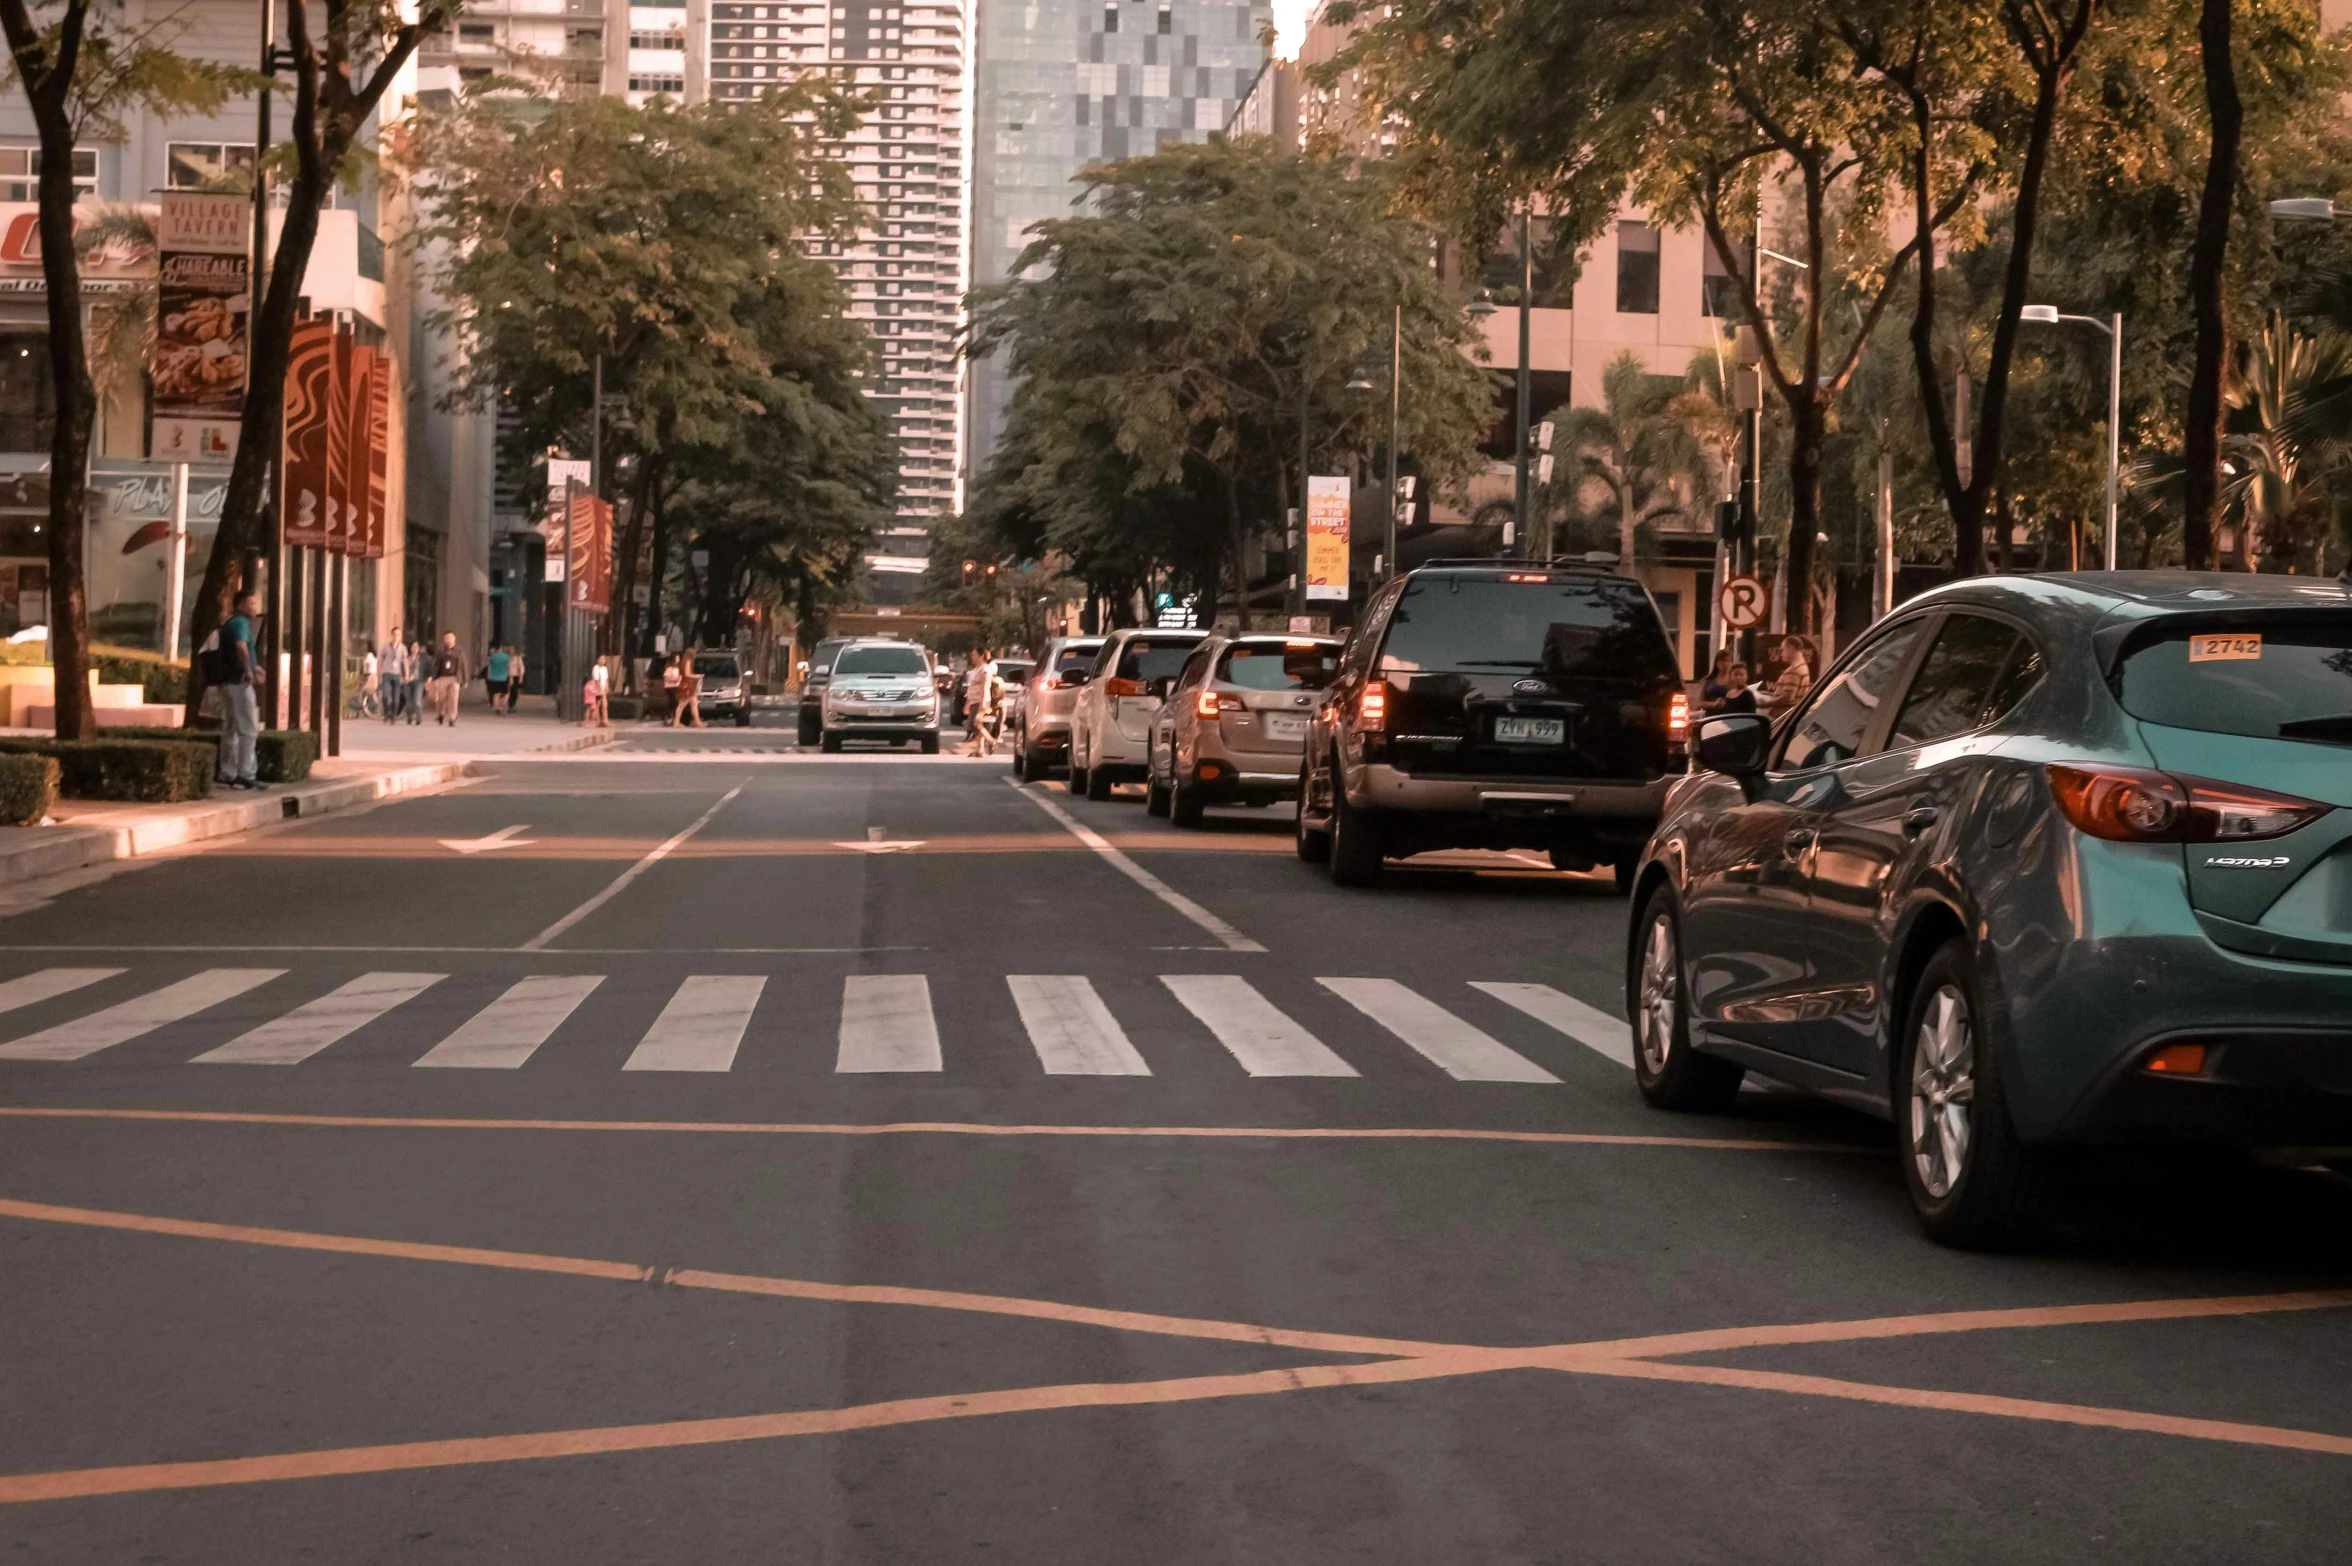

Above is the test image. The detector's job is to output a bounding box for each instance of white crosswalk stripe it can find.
[1468,982,1633,1069]
[413,975,603,1069]
[0,969,285,1062]
[837,974,941,1073]
[1161,975,1357,1078]
[195,972,447,1066]
[1007,975,1150,1076]
[623,976,766,1072]
[0,967,122,1019]
[1317,977,1561,1084]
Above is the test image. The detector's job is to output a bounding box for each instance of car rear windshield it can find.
[2117,615,2352,745]
[1053,643,1103,676]
[1378,576,1677,682]
[693,655,739,678]
[834,645,930,676]
[1220,642,1340,691]
[810,639,851,672]
[1115,637,1202,683]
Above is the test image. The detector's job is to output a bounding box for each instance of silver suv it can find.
[1068,627,1210,800]
[1010,635,1104,780]
[819,639,941,753]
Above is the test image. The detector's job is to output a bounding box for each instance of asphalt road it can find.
[4,731,2350,1562]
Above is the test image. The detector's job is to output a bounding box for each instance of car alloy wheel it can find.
[1626,889,1742,1112]
[1636,909,1679,1077]
[1294,758,1331,864]
[1908,984,1975,1201]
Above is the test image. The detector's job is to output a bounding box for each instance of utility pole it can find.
[1385,303,1400,584]
[1739,220,1762,665]
[252,0,281,724]
[1512,208,1533,555]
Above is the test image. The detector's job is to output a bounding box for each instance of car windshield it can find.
[1053,643,1104,675]
[810,640,850,673]
[1115,637,1203,682]
[1378,576,1678,681]
[2117,615,2352,745]
[693,656,738,678]
[835,645,929,676]
[1221,643,1340,691]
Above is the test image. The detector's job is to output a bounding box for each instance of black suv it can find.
[796,636,853,746]
[1295,560,1690,888]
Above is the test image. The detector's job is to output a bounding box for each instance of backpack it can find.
[197,629,237,685]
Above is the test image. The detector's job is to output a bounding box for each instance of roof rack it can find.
[1416,555,1624,573]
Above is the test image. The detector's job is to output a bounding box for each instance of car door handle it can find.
[1902,806,1941,838]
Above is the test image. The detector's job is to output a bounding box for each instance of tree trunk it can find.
[30,90,95,739]
[1224,473,1250,633]
[1786,397,1824,637]
[639,480,672,660]
[610,457,656,668]
[1617,474,1637,570]
[2184,0,2241,571]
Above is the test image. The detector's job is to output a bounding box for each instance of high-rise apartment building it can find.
[965,0,1271,478]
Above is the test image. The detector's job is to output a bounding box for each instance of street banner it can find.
[323,329,352,555]
[280,319,335,548]
[544,458,590,583]
[362,350,389,559]
[1304,474,1351,603]
[339,343,376,557]
[566,489,611,612]
[150,192,249,462]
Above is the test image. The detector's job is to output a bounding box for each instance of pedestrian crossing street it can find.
[0,965,1635,1082]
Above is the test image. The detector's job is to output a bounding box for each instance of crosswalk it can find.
[0,966,1634,1083]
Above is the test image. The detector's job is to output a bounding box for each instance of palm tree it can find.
[2226,311,2352,573]
[1539,351,1708,567]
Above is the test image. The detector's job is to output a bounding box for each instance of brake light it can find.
[2046,765,2327,843]
[1196,689,1241,718]
[1035,673,1063,691]
[1105,677,1145,698]
[1358,680,1389,731]
[1668,691,1689,739]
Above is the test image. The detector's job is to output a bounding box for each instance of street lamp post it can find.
[1344,303,1405,585]
[2021,305,2124,571]
[1513,208,1534,556]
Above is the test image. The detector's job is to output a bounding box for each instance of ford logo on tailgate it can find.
[1511,679,1548,695]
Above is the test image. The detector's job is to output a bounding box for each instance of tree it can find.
[405,80,888,666]
[186,0,459,717]
[968,138,1495,629]
[0,0,244,735]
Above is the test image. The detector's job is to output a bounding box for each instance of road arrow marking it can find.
[441,825,534,855]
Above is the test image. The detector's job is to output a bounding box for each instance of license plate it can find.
[1264,714,1308,742]
[1494,716,1565,745]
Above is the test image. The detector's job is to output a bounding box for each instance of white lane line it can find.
[1161,974,1357,1078]
[1316,977,1561,1084]
[195,973,446,1066]
[836,974,942,1073]
[623,976,767,1073]
[0,970,285,1062]
[1004,780,1265,954]
[519,784,746,951]
[1007,975,1152,1076]
[413,976,604,1069]
[0,968,122,1018]
[1469,982,1633,1069]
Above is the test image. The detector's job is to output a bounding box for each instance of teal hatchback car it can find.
[1629,572,2352,1247]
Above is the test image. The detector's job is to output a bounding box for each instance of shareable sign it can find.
[1304,475,1351,603]
[150,193,250,461]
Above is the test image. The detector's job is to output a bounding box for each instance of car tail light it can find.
[2046,764,2327,843]
[1358,680,1389,732]
[1035,673,1064,691]
[1196,690,1241,718]
[1104,677,1145,698]
[2142,1042,2209,1075]
[1667,691,1689,740]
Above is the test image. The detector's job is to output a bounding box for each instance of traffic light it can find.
[961,559,978,584]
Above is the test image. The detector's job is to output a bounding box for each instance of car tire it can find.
[1326,772,1384,887]
[1628,889,1745,1112]
[820,732,843,754]
[797,715,819,746]
[1068,758,1089,796]
[1011,742,1026,779]
[1145,767,1171,816]
[920,733,940,754]
[1898,939,2055,1251]
[1085,761,1114,802]
[735,711,751,728]
[1170,773,1204,828]
[1295,759,1332,864]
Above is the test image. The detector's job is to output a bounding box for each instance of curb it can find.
[0,760,472,888]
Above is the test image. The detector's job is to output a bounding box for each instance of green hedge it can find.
[91,645,188,705]
[103,726,318,784]
[606,695,646,721]
[0,753,58,824]
[0,738,213,802]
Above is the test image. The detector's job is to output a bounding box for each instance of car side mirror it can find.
[1693,713,1773,782]
[1149,676,1174,700]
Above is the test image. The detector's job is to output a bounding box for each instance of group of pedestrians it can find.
[369,631,470,726]
[657,654,703,727]
[1694,636,1815,721]
[483,646,527,714]
[962,649,1006,757]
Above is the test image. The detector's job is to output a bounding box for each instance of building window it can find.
[1103,2,1117,29]
[1615,219,1660,315]
[629,74,686,93]
[0,146,96,202]
[458,20,495,43]
[1702,235,1738,318]
[1157,5,1171,30]
[166,142,255,191]
[629,28,685,49]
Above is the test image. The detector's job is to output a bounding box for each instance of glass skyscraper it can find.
[965,0,1271,477]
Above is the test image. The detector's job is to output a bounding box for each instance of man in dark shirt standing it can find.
[219,592,262,789]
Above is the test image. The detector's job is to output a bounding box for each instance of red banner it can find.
[322,329,353,556]
[566,490,611,613]
[280,320,334,548]
[363,349,389,560]
[340,343,376,559]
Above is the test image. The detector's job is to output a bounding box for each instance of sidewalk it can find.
[0,704,614,887]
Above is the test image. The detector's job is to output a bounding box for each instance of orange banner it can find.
[280,320,333,549]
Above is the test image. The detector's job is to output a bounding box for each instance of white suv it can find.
[819,640,941,753]
[1067,628,1209,800]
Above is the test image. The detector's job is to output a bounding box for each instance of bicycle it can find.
[347,681,384,720]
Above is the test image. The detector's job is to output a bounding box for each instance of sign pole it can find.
[327,550,343,757]
[163,461,188,661]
